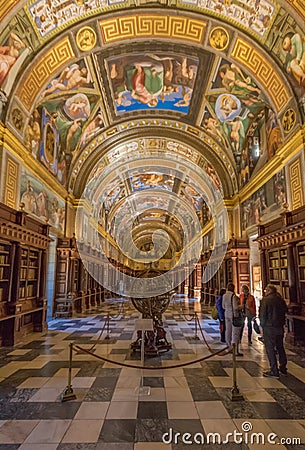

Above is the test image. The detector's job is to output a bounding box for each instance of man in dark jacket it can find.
[259,284,288,378]
[216,288,226,343]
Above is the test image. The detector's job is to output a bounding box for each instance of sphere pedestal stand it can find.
[134,319,154,396]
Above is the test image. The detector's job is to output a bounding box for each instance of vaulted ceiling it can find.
[0,0,304,251]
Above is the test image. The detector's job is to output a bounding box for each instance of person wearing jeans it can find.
[239,285,256,345]
[216,288,226,343]
[222,282,243,356]
[259,284,288,378]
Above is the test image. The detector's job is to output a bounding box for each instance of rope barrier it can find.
[76,313,111,353]
[61,296,242,403]
[73,343,229,370]
[170,294,197,322]
[61,342,238,403]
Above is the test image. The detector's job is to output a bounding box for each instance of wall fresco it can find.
[104,53,199,115]
[241,169,286,231]
[20,167,65,232]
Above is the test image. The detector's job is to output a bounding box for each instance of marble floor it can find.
[0,298,305,449]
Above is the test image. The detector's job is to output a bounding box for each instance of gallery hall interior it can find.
[0,0,305,448]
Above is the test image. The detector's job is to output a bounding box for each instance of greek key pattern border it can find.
[4,156,19,209]
[289,157,304,210]
[100,15,206,44]
[231,37,290,112]
[17,37,75,111]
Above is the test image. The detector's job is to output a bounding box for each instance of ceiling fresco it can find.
[0,1,304,228]
[201,57,283,187]
[103,53,199,114]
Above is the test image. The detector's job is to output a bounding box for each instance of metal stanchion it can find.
[62,343,77,402]
[104,313,110,340]
[231,343,244,402]
[194,313,200,340]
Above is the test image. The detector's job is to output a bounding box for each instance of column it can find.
[259,248,268,290]
[287,243,297,305]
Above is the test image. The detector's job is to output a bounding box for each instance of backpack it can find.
[211,306,219,320]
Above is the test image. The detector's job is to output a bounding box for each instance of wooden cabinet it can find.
[267,248,289,303]
[0,241,12,317]
[200,238,250,304]
[0,203,50,347]
[297,242,305,302]
[257,205,305,344]
[54,238,104,316]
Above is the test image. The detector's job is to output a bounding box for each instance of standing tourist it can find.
[259,284,288,378]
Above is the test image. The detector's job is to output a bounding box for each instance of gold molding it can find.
[231,37,290,112]
[0,0,17,22]
[4,155,19,209]
[286,0,305,22]
[289,157,304,209]
[17,37,75,111]
[100,14,206,44]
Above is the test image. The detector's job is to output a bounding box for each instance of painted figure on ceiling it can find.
[282,33,305,86]
[218,63,261,96]
[38,92,97,184]
[25,109,41,156]
[202,116,223,142]
[216,94,241,121]
[0,33,26,88]
[41,63,91,97]
[107,53,199,114]
[125,59,164,107]
[79,110,104,148]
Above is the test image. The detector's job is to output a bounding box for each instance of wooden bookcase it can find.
[0,202,50,347]
[0,241,12,318]
[267,248,289,303]
[296,242,305,302]
[257,205,305,344]
[200,238,250,305]
[54,238,104,316]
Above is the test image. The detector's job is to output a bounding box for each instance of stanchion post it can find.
[194,313,200,340]
[62,343,77,402]
[231,343,244,402]
[105,313,110,340]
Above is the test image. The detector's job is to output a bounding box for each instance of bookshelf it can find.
[54,238,104,316]
[257,205,305,344]
[19,248,39,302]
[297,242,305,302]
[0,242,11,317]
[267,248,289,302]
[0,203,50,346]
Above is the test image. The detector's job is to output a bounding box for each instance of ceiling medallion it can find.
[209,27,229,51]
[282,108,296,133]
[76,27,97,52]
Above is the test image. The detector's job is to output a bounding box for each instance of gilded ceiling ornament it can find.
[76,27,97,51]
[209,27,229,51]
[282,108,296,133]
[11,107,24,131]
